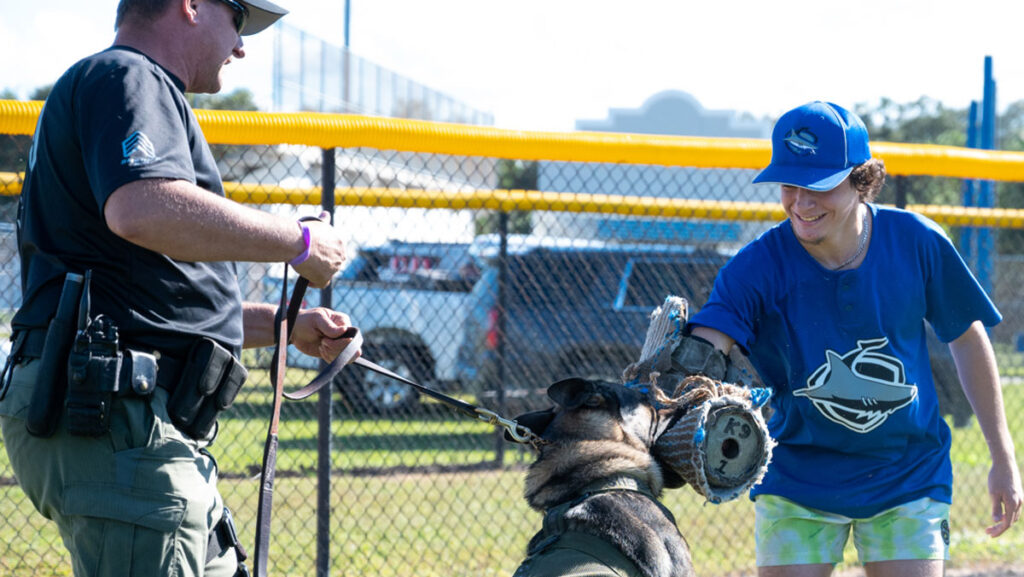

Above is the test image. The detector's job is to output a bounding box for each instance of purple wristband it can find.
[288,222,312,266]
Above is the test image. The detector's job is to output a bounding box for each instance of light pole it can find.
[344,0,351,48]
[342,0,351,112]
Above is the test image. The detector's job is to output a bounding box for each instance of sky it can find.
[4,0,1024,133]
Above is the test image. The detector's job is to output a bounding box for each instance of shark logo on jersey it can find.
[794,337,917,433]
[120,131,160,167]
[783,128,818,156]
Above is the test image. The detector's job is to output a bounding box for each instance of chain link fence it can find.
[1,113,1023,576]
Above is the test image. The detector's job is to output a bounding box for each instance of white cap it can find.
[239,0,288,36]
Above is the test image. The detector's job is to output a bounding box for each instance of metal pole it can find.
[892,176,906,209]
[299,29,307,111]
[977,56,996,295]
[342,51,350,113]
[319,39,327,112]
[494,211,508,467]
[342,0,351,113]
[272,24,283,110]
[315,147,337,577]
[344,0,351,48]
[961,100,979,265]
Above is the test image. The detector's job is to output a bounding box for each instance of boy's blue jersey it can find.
[690,204,1000,518]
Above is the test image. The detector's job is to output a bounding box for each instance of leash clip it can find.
[474,407,547,450]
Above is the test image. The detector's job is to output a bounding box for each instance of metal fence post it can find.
[894,175,907,209]
[316,147,336,577]
[962,100,979,266]
[494,211,509,467]
[978,56,997,295]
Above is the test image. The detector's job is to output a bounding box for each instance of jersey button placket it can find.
[837,273,858,325]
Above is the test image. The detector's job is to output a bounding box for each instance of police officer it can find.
[0,1,360,575]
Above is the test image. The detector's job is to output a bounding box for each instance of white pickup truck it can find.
[265,240,479,414]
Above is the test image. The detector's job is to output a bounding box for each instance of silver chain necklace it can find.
[833,207,870,271]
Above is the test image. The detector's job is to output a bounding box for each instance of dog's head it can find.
[514,377,679,509]
[515,377,671,446]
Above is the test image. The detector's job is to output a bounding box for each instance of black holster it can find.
[208,506,250,577]
[25,273,85,437]
[167,337,248,440]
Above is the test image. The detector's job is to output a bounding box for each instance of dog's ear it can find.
[547,377,598,410]
[506,408,556,441]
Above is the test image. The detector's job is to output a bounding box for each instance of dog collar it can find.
[542,474,657,520]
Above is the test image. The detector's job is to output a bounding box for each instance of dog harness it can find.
[513,476,666,577]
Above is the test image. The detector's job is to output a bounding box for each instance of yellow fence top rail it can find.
[4,100,1024,182]
[3,172,1022,228]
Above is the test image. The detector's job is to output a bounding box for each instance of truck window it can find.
[614,257,705,311]
[509,252,619,309]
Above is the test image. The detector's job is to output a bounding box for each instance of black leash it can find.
[252,233,545,577]
[285,335,544,446]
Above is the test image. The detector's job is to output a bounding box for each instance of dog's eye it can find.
[583,394,604,408]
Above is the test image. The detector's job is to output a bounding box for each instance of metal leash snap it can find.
[475,407,546,450]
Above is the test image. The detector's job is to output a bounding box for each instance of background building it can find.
[536,91,773,248]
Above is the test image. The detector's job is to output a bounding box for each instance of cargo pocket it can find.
[62,482,187,576]
[108,396,156,454]
[109,389,195,455]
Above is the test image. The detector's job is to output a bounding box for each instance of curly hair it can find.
[848,158,886,202]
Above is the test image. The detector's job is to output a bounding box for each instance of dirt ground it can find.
[946,570,1024,577]
[734,565,1024,577]
[832,566,1024,577]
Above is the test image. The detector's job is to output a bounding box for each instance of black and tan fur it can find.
[512,378,694,577]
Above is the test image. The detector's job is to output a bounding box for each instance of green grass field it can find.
[1,378,1022,576]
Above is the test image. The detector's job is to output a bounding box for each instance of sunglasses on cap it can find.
[213,0,248,35]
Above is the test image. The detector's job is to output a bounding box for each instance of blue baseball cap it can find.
[752,101,871,192]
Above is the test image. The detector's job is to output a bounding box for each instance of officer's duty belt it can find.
[15,328,183,393]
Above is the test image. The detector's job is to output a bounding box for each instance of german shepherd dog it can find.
[511,377,694,577]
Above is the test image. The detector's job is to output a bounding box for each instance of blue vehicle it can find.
[454,236,731,410]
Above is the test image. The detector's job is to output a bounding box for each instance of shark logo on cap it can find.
[783,128,818,156]
[794,337,917,433]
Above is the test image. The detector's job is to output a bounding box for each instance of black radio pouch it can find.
[168,337,248,440]
[65,315,122,437]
